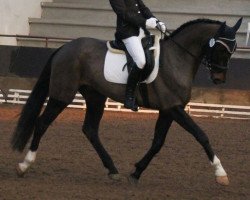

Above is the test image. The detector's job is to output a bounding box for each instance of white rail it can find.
[186,103,250,119]
[1,89,250,119]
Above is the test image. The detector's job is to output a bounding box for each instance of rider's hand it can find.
[157,21,166,33]
[146,17,158,29]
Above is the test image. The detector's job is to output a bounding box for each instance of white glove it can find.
[146,17,157,29]
[157,21,166,33]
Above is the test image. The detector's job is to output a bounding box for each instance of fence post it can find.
[106,99,109,108]
[13,91,19,104]
[221,107,225,118]
[118,105,121,110]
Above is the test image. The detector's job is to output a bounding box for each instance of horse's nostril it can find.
[213,79,225,85]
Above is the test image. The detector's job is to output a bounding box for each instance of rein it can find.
[157,26,203,62]
[156,23,236,70]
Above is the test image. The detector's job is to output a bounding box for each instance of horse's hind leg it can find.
[16,98,68,176]
[79,86,119,180]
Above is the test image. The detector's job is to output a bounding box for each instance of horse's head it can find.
[204,18,242,84]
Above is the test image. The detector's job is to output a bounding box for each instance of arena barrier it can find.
[1,89,250,119]
[0,93,5,103]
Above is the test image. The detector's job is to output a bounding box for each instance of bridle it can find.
[156,23,237,73]
[204,36,237,72]
[214,37,237,54]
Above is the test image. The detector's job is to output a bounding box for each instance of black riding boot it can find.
[124,64,142,111]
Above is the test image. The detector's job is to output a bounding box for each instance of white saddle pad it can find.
[104,35,161,84]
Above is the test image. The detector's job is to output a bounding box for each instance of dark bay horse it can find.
[11,18,242,186]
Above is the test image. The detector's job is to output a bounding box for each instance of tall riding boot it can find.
[124,64,142,111]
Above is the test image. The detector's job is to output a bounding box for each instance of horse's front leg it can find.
[129,111,173,184]
[170,105,229,186]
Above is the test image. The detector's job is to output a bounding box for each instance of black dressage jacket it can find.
[109,0,155,40]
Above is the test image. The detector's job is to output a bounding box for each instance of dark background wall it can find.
[0,45,54,78]
[0,45,249,89]
[0,45,249,105]
[194,59,250,90]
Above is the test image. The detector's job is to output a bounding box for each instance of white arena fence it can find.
[1,89,250,120]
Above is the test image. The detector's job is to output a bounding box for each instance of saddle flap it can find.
[104,35,161,85]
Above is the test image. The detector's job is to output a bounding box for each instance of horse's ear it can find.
[216,22,226,36]
[233,17,243,32]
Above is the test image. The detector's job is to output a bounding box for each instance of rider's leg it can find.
[122,36,146,111]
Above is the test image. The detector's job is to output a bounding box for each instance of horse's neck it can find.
[161,23,220,80]
[173,23,220,58]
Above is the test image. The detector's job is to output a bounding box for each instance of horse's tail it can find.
[11,48,60,152]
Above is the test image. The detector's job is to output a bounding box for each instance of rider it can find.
[109,0,166,111]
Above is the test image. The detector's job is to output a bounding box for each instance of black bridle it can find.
[156,23,237,73]
[204,37,237,72]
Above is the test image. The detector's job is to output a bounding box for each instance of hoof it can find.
[108,173,121,181]
[216,176,229,186]
[16,164,26,177]
[128,175,139,185]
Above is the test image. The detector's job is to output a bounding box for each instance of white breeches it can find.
[122,36,146,69]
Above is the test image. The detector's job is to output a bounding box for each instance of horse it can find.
[11,18,242,186]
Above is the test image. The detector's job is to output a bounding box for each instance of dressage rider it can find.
[109,0,166,111]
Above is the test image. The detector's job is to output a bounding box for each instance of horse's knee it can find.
[152,140,164,154]
[197,133,210,146]
[82,125,97,142]
[82,125,90,138]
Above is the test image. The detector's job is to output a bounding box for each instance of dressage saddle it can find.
[108,35,156,82]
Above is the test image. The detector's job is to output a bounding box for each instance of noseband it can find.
[205,36,237,71]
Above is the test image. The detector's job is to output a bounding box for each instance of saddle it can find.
[107,35,156,82]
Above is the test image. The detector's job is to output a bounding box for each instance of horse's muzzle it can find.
[211,72,226,84]
[212,78,226,85]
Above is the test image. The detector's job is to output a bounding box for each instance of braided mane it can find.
[168,19,223,39]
